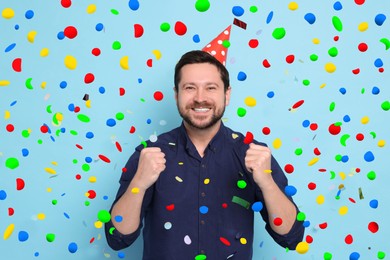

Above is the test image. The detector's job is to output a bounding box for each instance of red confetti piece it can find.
[318,168,327,172]
[248,39,259,48]
[345,234,353,244]
[12,58,22,72]
[219,237,231,246]
[313,147,321,155]
[146,59,153,67]
[134,24,144,38]
[119,87,125,96]
[6,124,15,132]
[262,59,271,68]
[379,68,384,73]
[8,207,15,216]
[98,154,111,163]
[40,125,49,133]
[285,54,295,64]
[122,167,127,173]
[273,217,283,226]
[262,127,271,135]
[284,164,294,174]
[174,21,187,36]
[356,133,364,141]
[61,0,72,8]
[349,197,356,203]
[84,73,95,84]
[115,141,122,152]
[309,123,318,131]
[319,222,328,229]
[243,131,254,144]
[89,237,95,243]
[87,189,96,199]
[368,221,379,233]
[233,18,247,30]
[334,35,339,41]
[76,144,83,149]
[354,0,365,5]
[74,106,81,113]
[64,26,78,39]
[166,204,175,211]
[358,42,368,52]
[222,203,228,208]
[129,126,136,134]
[75,174,81,180]
[328,123,341,135]
[305,235,314,244]
[153,91,164,101]
[308,182,317,190]
[16,178,25,191]
[292,99,304,109]
[91,48,101,56]
[352,68,360,74]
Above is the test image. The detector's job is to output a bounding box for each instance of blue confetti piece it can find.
[138,78,143,83]
[199,206,208,214]
[372,86,380,95]
[95,23,104,31]
[85,157,93,163]
[118,252,126,259]
[333,1,343,11]
[115,215,123,222]
[146,118,152,124]
[341,155,349,163]
[232,6,244,17]
[85,132,94,139]
[64,212,70,219]
[5,43,16,53]
[106,118,116,127]
[237,71,247,81]
[349,252,360,260]
[284,185,297,196]
[193,34,200,43]
[304,13,316,24]
[266,11,274,24]
[343,115,351,122]
[303,220,310,227]
[25,10,34,19]
[374,14,386,26]
[339,87,347,95]
[364,151,375,162]
[18,231,29,242]
[68,242,78,253]
[251,201,263,212]
[128,0,140,11]
[57,31,65,40]
[22,148,29,157]
[0,190,7,200]
[369,199,378,209]
[374,58,383,68]
[59,81,67,89]
[68,103,75,112]
[98,86,105,94]
[267,91,275,98]
[302,119,310,128]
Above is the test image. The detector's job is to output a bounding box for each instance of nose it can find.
[194,88,206,103]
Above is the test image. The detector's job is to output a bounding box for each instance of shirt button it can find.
[201,192,206,197]
[200,220,205,225]
[200,250,205,254]
[201,164,206,168]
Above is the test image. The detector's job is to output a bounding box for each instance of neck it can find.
[184,121,221,157]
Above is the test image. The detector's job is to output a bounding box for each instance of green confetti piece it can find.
[367,171,376,180]
[361,88,365,94]
[294,148,303,156]
[329,102,336,112]
[237,180,247,189]
[302,79,310,86]
[249,6,258,13]
[77,114,90,123]
[72,159,78,164]
[25,77,34,90]
[324,252,333,260]
[332,16,343,32]
[381,100,390,111]
[334,121,342,126]
[109,227,116,235]
[21,129,30,138]
[116,112,125,120]
[296,211,306,221]
[272,27,286,40]
[335,154,342,162]
[328,47,338,57]
[310,54,318,61]
[52,200,58,205]
[85,201,90,206]
[195,254,207,260]
[379,38,390,50]
[222,40,230,48]
[97,210,111,223]
[82,163,90,172]
[141,140,147,148]
[237,107,246,117]
[5,157,19,169]
[232,196,250,209]
[110,9,119,15]
[377,251,386,259]
[194,0,210,12]
[112,41,121,50]
[46,233,56,242]
[37,139,43,144]
[70,130,78,135]
[160,22,170,32]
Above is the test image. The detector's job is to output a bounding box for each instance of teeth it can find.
[194,108,210,112]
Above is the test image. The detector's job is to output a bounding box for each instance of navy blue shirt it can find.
[105,123,304,260]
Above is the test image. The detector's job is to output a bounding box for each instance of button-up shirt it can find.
[105,122,304,260]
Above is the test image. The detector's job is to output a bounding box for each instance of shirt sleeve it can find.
[104,144,153,251]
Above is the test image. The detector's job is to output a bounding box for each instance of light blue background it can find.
[0,1,389,259]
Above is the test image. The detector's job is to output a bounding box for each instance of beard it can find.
[177,101,226,130]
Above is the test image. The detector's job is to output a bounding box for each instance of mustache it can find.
[187,101,213,107]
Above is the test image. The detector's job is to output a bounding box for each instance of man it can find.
[105,50,304,259]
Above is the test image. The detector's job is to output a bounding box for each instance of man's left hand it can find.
[245,143,274,189]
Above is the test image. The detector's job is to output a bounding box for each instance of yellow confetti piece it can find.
[244,96,257,107]
[2,8,15,19]
[324,62,336,73]
[240,237,247,244]
[296,241,309,254]
[86,4,97,14]
[55,112,63,122]
[319,83,326,89]
[264,169,272,174]
[0,80,11,86]
[41,81,47,89]
[3,223,15,240]
[94,221,103,229]
[45,167,56,174]
[339,172,346,180]
[64,55,77,70]
[272,138,282,149]
[89,176,97,183]
[175,176,183,182]
[152,49,162,60]
[37,213,46,220]
[232,133,239,139]
[308,157,319,166]
[288,2,298,11]
[4,110,10,119]
[316,194,325,205]
[358,22,369,32]
[178,162,184,165]
[27,30,37,43]
[85,99,91,108]
[339,205,348,215]
[120,56,129,70]
[131,187,140,194]
[46,187,52,192]
[40,48,49,57]
[378,139,385,147]
[361,116,369,124]
[312,38,320,44]
[204,178,210,185]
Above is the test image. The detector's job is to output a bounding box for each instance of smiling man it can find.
[105,50,304,260]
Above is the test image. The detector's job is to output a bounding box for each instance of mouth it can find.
[192,107,211,113]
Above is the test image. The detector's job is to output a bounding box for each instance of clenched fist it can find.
[245,143,273,189]
[133,147,166,191]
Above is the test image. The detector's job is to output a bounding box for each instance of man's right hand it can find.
[132,147,166,191]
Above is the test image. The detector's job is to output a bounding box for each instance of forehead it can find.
[179,63,222,85]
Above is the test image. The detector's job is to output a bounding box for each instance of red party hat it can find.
[202,25,232,66]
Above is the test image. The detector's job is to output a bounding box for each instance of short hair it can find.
[174,50,230,92]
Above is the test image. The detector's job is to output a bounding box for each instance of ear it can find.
[173,86,178,102]
[225,86,232,106]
